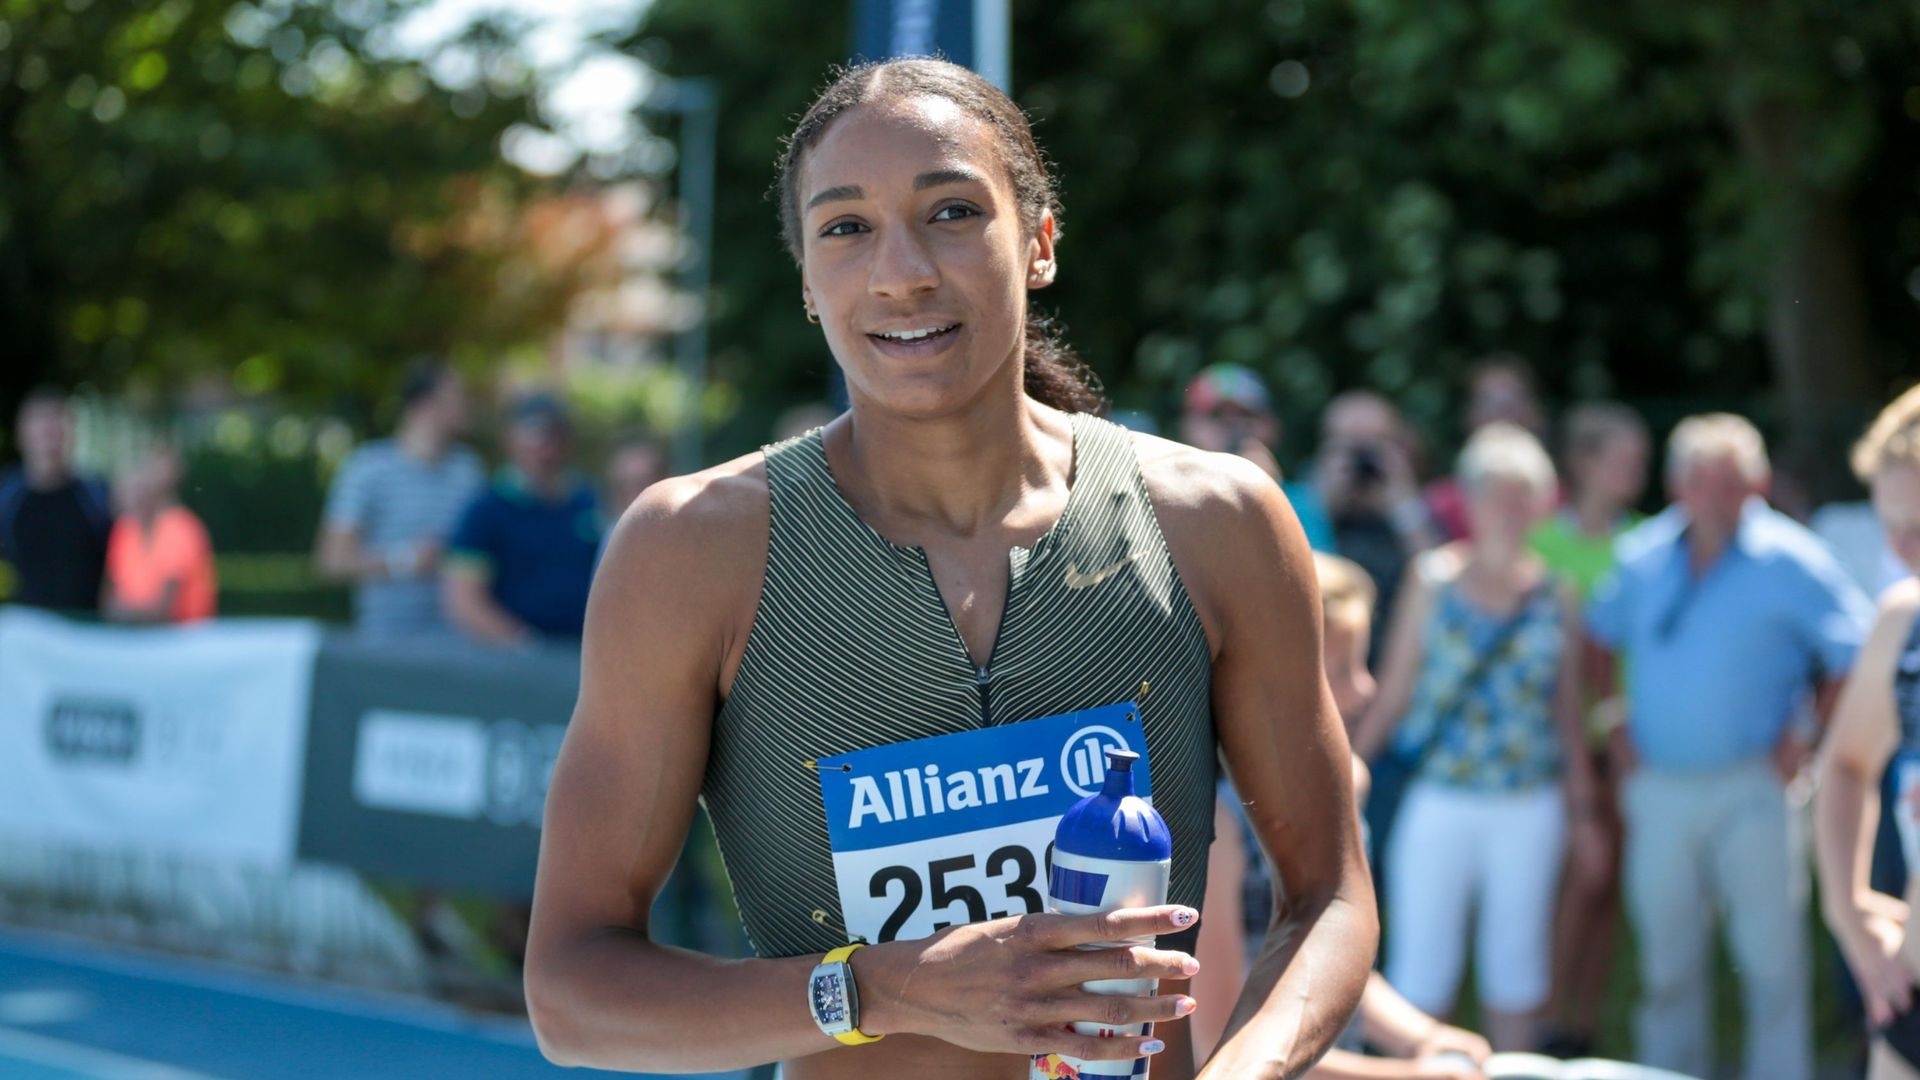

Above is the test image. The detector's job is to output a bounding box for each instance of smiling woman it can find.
[523,58,1376,1080]
[775,60,1103,417]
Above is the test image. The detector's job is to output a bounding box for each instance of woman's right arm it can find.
[1813,583,1918,1027]
[1350,552,1443,762]
[524,466,1199,1073]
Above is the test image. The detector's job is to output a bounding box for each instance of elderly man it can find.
[1588,413,1872,1080]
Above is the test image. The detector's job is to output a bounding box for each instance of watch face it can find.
[812,971,848,1026]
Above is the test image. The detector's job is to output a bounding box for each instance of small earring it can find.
[804,306,820,324]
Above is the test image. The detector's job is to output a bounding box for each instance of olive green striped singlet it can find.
[702,413,1216,958]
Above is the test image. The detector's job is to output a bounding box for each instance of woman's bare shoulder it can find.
[621,452,768,535]
[1127,429,1281,527]
[594,451,771,639]
[1126,430,1314,648]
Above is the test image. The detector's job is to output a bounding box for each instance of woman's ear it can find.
[1027,212,1057,290]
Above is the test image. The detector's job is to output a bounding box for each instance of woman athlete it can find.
[1816,383,1920,1080]
[524,58,1376,1080]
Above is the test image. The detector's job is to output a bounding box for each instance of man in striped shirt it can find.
[316,360,483,639]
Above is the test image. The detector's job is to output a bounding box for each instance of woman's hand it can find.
[1770,730,1814,786]
[1605,721,1638,783]
[1845,899,1914,1029]
[1412,1051,1490,1079]
[1566,811,1612,891]
[1410,1021,1491,1066]
[857,904,1202,1062]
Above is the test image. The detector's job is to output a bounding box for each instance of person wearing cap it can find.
[444,393,604,646]
[1179,363,1336,553]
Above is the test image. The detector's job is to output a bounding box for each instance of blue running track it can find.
[0,928,746,1080]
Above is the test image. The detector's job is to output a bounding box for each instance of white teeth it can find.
[877,325,956,341]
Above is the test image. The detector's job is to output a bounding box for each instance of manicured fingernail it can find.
[1171,908,1196,928]
[1142,1039,1166,1054]
[1180,957,1200,976]
[1176,996,1197,1016]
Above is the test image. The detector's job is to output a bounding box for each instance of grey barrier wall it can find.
[296,635,580,900]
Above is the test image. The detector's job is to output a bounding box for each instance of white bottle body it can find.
[1030,848,1172,1079]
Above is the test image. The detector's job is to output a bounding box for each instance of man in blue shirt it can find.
[444,394,602,645]
[1588,413,1871,1080]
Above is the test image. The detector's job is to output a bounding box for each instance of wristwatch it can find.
[808,943,883,1046]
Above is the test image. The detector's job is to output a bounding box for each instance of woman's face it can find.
[1467,473,1550,546]
[1872,461,1920,576]
[798,95,1053,419]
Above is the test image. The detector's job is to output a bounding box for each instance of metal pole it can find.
[973,0,1009,91]
[654,79,717,474]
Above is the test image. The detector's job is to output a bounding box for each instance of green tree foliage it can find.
[632,0,1920,485]
[618,5,850,451]
[0,0,570,430]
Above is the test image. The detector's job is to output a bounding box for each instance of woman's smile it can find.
[868,321,963,360]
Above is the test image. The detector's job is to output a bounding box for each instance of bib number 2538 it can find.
[867,842,1053,942]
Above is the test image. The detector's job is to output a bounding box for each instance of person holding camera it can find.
[1294,391,1443,657]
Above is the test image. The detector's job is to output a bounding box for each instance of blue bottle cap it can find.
[1054,748,1172,861]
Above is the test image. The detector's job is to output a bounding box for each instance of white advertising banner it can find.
[0,609,321,867]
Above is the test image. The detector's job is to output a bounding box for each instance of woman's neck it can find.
[830,394,1068,541]
[1465,533,1531,585]
[397,420,446,462]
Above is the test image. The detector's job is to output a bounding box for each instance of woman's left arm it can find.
[1555,583,1609,889]
[1554,583,1597,813]
[1143,441,1379,1080]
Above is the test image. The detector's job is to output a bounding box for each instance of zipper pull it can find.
[977,666,991,725]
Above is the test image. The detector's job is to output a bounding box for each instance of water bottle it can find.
[1031,747,1172,1080]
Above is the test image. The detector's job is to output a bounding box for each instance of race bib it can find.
[816,702,1151,945]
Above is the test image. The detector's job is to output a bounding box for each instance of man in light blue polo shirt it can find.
[1588,413,1871,1080]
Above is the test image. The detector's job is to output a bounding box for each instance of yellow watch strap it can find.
[822,943,884,1045]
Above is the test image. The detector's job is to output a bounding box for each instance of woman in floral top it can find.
[1353,422,1600,1054]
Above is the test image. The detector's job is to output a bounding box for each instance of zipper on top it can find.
[977,665,992,725]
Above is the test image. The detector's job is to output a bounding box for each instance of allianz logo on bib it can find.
[844,724,1135,829]
[847,759,1049,827]
[817,701,1150,853]
[1060,725,1129,797]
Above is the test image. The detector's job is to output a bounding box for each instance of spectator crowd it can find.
[1175,358,1915,1080]
[0,363,670,648]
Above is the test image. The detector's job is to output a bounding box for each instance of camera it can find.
[1349,445,1385,487]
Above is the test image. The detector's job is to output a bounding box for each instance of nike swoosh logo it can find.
[1063,554,1138,590]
